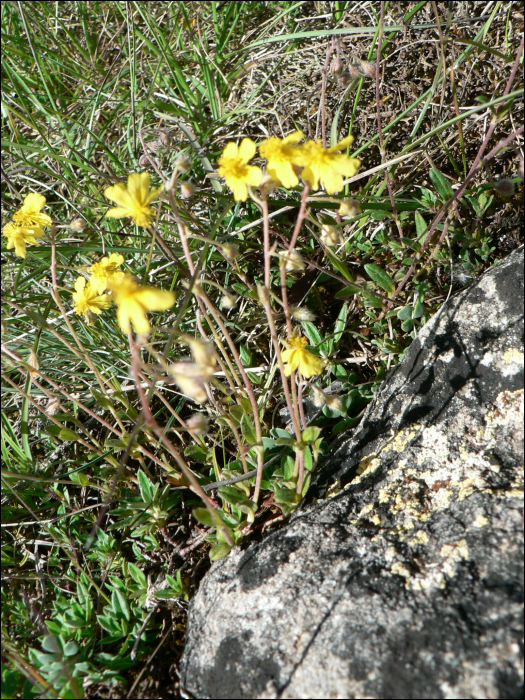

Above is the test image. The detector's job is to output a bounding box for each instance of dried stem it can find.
[376,2,403,241]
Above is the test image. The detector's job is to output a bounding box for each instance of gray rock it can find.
[181,247,524,699]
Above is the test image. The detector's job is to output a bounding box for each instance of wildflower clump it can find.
[281,331,324,378]
[107,271,175,335]
[217,139,262,201]
[2,192,51,258]
[104,172,163,227]
[259,131,305,188]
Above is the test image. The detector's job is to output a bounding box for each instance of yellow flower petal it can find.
[104,183,134,209]
[117,299,150,335]
[133,288,176,311]
[108,272,175,335]
[19,193,46,214]
[238,138,256,162]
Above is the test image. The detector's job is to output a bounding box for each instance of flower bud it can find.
[180,182,195,199]
[70,218,86,232]
[311,386,326,408]
[493,179,515,198]
[260,172,281,196]
[338,199,361,217]
[172,372,208,403]
[278,249,305,271]
[326,395,343,411]
[187,413,209,435]
[148,139,161,153]
[330,57,343,77]
[46,397,60,416]
[220,292,237,309]
[158,131,170,147]
[257,285,270,305]
[180,335,216,373]
[320,224,344,247]
[27,350,40,377]
[221,243,240,261]
[139,154,151,167]
[290,307,316,322]
[356,59,376,79]
[174,153,191,174]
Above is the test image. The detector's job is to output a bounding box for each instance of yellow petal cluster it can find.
[217,139,262,201]
[300,135,361,194]
[88,253,124,293]
[2,193,51,258]
[107,271,175,335]
[259,131,305,188]
[104,172,163,227]
[219,132,360,197]
[72,276,112,321]
[281,332,324,378]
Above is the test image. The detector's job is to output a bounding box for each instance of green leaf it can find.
[301,322,323,347]
[401,318,414,332]
[397,305,413,320]
[414,211,428,240]
[324,246,354,282]
[111,589,130,622]
[335,283,361,298]
[193,507,214,527]
[360,291,384,308]
[218,486,250,506]
[229,404,245,424]
[302,426,321,443]
[184,445,208,461]
[62,641,78,657]
[273,487,299,506]
[58,429,80,442]
[364,264,395,295]
[209,543,232,561]
[137,470,153,503]
[412,300,425,319]
[42,635,61,654]
[127,563,147,589]
[333,303,348,348]
[429,168,454,201]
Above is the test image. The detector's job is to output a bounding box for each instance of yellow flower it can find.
[88,253,124,293]
[13,193,52,229]
[300,135,360,194]
[2,221,45,258]
[104,172,163,228]
[107,272,175,335]
[281,332,324,378]
[217,139,262,201]
[259,131,305,188]
[72,276,112,321]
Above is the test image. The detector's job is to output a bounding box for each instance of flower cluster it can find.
[217,131,360,200]
[72,251,175,335]
[2,193,52,258]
